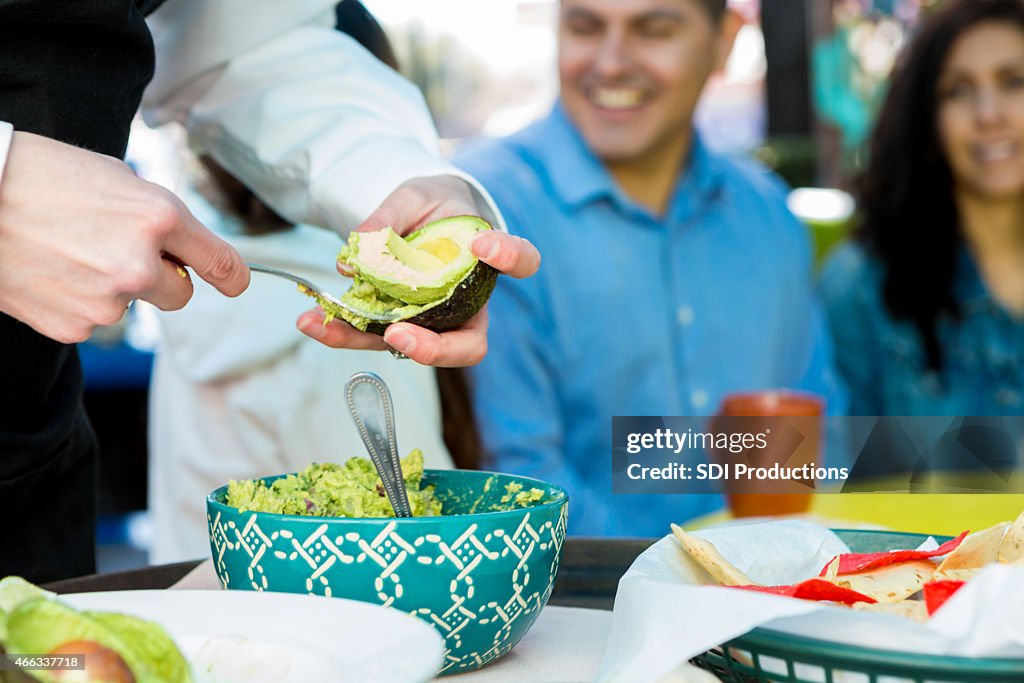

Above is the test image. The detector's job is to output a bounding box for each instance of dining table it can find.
[41,537,660,683]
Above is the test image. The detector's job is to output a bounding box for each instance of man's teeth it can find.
[975,141,1017,162]
[591,88,644,109]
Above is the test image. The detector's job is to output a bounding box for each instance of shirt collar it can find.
[532,101,617,209]
[532,100,724,220]
[667,129,724,224]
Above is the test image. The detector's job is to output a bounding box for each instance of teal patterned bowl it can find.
[207,469,568,675]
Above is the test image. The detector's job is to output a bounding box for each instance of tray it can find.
[692,529,1024,683]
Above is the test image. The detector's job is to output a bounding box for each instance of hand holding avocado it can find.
[296,175,541,367]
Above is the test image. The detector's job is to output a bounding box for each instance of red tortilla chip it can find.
[923,579,966,615]
[819,531,969,576]
[730,578,877,605]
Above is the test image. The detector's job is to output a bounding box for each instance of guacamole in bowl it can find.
[224,450,545,519]
[226,450,443,518]
[208,466,568,675]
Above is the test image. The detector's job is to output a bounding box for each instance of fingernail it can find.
[485,240,501,261]
[387,329,416,354]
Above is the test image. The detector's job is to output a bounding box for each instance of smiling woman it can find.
[936,22,1024,205]
[821,0,1024,417]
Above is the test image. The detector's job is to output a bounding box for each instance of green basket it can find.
[691,529,1024,683]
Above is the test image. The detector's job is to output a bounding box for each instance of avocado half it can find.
[0,577,192,683]
[326,215,498,335]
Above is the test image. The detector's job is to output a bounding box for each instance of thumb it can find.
[164,201,250,297]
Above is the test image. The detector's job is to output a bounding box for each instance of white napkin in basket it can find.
[597,519,1024,682]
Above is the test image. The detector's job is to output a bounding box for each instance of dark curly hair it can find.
[855,0,1024,370]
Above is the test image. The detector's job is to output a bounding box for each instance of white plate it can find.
[63,590,444,683]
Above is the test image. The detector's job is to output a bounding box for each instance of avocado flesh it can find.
[87,613,190,683]
[347,222,477,305]
[5,600,148,683]
[417,237,460,262]
[2,599,191,683]
[384,228,446,273]
[329,216,499,334]
[0,578,53,611]
[0,579,53,681]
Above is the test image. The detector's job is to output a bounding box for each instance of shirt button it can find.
[996,388,1021,406]
[676,306,694,327]
[691,389,709,410]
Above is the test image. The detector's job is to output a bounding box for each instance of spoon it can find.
[344,371,414,518]
[247,262,400,323]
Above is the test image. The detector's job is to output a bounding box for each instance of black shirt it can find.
[0,0,160,582]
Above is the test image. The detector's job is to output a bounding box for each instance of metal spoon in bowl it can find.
[344,371,414,518]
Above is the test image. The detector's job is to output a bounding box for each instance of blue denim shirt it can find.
[821,241,1024,416]
[455,104,844,536]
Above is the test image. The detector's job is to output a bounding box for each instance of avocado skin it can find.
[365,261,498,336]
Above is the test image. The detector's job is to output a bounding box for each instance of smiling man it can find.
[455,0,844,536]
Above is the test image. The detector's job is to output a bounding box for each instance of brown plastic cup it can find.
[714,390,825,518]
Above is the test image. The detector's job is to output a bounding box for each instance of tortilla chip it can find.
[998,510,1024,563]
[822,556,840,582]
[819,531,968,576]
[932,567,980,582]
[923,579,966,616]
[833,560,935,603]
[671,524,753,586]
[852,600,928,623]
[731,579,876,605]
[937,522,1010,572]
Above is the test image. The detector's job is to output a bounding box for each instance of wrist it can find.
[430,170,509,234]
[0,121,13,191]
